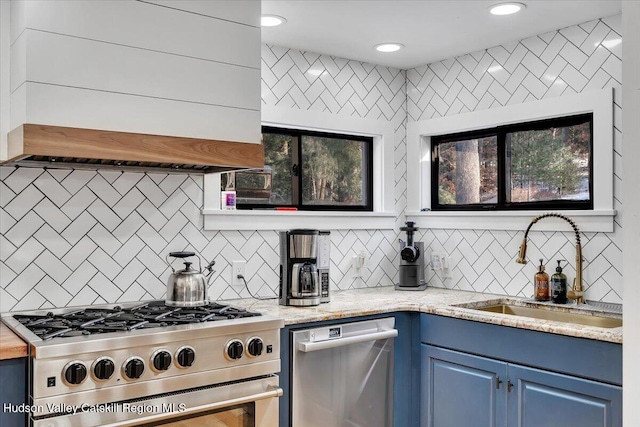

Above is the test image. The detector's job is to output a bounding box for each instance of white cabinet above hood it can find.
[2,0,263,173]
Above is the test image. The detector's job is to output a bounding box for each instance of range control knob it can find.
[152,350,172,371]
[93,358,115,381]
[176,347,196,368]
[226,340,244,360]
[247,337,264,357]
[123,357,145,379]
[64,362,87,385]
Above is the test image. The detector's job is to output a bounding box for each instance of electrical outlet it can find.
[442,256,452,279]
[231,261,246,286]
[352,256,362,277]
[430,253,443,270]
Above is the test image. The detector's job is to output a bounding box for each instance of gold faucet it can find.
[516,213,584,304]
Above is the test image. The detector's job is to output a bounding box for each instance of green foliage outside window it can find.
[432,114,592,210]
[302,136,365,205]
[223,128,372,210]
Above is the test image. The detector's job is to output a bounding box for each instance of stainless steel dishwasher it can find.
[291,317,398,427]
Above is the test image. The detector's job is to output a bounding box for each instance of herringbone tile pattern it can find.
[0,16,624,310]
[408,16,622,121]
[408,16,623,302]
[0,47,407,312]
[0,167,409,311]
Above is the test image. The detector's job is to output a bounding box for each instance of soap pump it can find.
[534,259,550,301]
[550,260,568,304]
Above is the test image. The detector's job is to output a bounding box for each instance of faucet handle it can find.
[567,278,585,303]
[567,289,585,299]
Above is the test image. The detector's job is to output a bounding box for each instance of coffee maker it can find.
[279,229,321,306]
[395,221,427,291]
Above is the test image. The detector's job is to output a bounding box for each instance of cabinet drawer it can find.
[420,314,622,385]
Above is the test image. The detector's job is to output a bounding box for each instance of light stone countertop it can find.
[221,286,623,344]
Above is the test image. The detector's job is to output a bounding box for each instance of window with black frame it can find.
[222,127,374,211]
[431,113,593,211]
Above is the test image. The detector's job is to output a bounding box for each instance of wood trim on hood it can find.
[3,124,264,173]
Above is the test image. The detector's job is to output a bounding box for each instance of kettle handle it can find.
[169,251,196,258]
[166,251,199,273]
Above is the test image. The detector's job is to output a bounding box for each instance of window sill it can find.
[405,210,616,232]
[202,209,397,230]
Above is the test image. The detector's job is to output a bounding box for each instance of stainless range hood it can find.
[2,124,265,174]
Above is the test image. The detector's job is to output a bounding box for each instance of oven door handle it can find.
[297,329,398,353]
[101,385,283,427]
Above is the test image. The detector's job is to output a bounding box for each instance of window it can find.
[222,127,374,211]
[431,114,592,211]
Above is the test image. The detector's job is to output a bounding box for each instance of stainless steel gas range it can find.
[2,301,284,427]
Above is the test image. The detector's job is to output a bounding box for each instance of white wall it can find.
[0,1,9,160]
[407,16,623,303]
[622,2,640,425]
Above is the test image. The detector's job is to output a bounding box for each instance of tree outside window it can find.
[432,114,592,211]
[223,127,373,211]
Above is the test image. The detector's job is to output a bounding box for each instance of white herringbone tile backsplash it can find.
[409,15,623,303]
[0,16,624,311]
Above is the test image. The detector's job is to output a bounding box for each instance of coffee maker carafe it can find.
[395,221,427,291]
[279,229,321,306]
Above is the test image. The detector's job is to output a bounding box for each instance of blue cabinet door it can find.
[0,358,27,427]
[421,345,507,427]
[507,364,622,427]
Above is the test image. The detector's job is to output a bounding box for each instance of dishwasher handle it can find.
[296,329,398,353]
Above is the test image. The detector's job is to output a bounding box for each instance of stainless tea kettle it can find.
[165,251,215,307]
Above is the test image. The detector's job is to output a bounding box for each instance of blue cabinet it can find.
[280,312,622,427]
[422,345,622,427]
[0,357,27,427]
[422,345,507,427]
[420,314,622,427]
[508,364,621,427]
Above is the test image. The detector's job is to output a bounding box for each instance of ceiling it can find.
[261,0,622,69]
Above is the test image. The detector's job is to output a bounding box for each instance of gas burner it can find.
[13,301,263,340]
[61,307,124,321]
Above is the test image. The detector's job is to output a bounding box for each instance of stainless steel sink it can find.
[460,303,622,328]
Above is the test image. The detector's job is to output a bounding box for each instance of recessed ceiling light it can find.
[374,43,404,53]
[261,15,286,27]
[489,2,526,15]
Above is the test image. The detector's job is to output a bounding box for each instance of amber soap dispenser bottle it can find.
[534,259,550,301]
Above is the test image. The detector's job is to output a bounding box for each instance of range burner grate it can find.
[14,301,262,340]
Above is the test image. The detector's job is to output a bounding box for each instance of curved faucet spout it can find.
[516,213,584,304]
